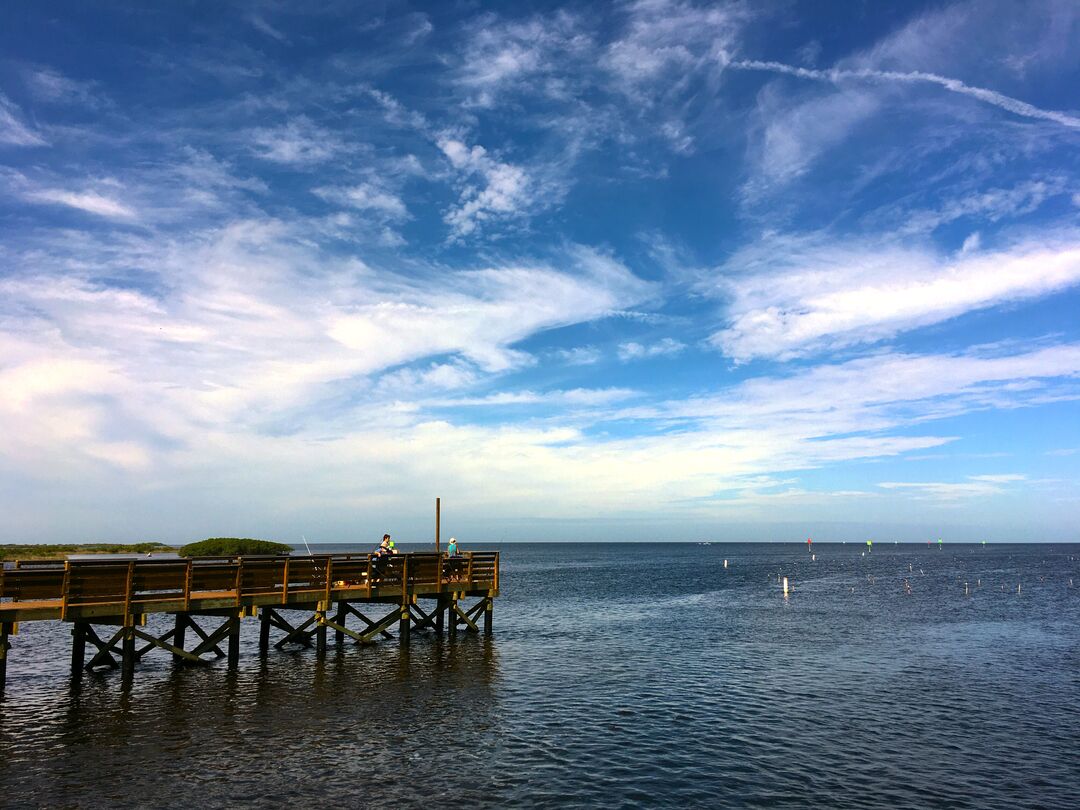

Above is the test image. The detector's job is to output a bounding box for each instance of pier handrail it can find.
[1,551,500,610]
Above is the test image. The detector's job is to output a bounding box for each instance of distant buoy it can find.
[811,553,816,561]
[964,582,969,596]
[724,559,728,569]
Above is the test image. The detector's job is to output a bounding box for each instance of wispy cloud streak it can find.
[730,59,1080,129]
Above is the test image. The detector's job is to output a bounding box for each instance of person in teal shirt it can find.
[447,537,459,556]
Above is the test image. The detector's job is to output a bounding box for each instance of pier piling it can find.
[173,614,188,665]
[399,603,411,646]
[70,622,87,675]
[121,626,136,680]
[258,608,270,654]
[316,607,327,658]
[227,614,241,669]
[0,621,10,691]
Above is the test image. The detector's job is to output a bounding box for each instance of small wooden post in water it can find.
[316,605,327,658]
[399,601,411,646]
[258,607,271,654]
[121,625,136,680]
[227,613,241,669]
[0,621,10,691]
[173,614,188,664]
[71,622,87,675]
[335,601,347,646]
[484,596,493,636]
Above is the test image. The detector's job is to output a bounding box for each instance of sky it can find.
[1,0,1079,544]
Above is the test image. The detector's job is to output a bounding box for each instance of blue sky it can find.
[1,0,1078,543]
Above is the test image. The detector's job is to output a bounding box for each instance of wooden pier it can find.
[0,551,499,690]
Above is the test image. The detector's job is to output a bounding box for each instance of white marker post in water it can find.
[782,576,789,597]
[724,559,728,569]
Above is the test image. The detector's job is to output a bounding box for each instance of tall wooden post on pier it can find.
[435,497,441,553]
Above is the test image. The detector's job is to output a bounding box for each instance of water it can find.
[1,542,1078,808]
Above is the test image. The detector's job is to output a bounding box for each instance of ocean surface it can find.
[1,542,1078,809]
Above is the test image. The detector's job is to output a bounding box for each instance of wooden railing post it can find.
[281,557,290,606]
[60,561,71,621]
[466,552,474,587]
[123,561,135,625]
[234,558,244,608]
[183,559,192,611]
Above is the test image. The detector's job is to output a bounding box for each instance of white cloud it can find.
[455,12,591,108]
[24,68,107,108]
[746,86,879,191]
[603,0,738,98]
[251,117,345,164]
[0,91,48,146]
[25,187,136,219]
[878,474,1026,501]
[554,346,603,365]
[730,59,1080,130]
[877,178,1068,237]
[248,14,289,43]
[617,337,685,361]
[438,137,534,237]
[960,232,981,254]
[710,234,1080,362]
[313,182,409,220]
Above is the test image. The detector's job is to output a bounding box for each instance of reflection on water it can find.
[2,543,1079,808]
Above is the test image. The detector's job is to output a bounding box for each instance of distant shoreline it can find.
[1,543,176,561]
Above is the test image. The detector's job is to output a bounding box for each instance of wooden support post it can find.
[71,621,87,675]
[173,614,188,665]
[227,614,241,669]
[435,597,445,635]
[399,602,411,646]
[121,625,136,680]
[0,622,10,691]
[259,607,271,654]
[435,496,441,553]
[316,606,327,658]
[335,602,347,646]
[484,596,493,636]
[449,597,458,638]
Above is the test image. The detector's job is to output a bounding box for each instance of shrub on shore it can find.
[179,538,293,557]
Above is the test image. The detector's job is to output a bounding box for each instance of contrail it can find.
[730,59,1080,130]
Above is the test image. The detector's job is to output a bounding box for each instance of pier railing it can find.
[0,551,499,617]
[0,551,499,690]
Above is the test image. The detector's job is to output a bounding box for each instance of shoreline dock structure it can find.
[0,550,499,691]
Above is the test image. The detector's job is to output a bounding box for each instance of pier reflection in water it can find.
[2,634,500,807]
